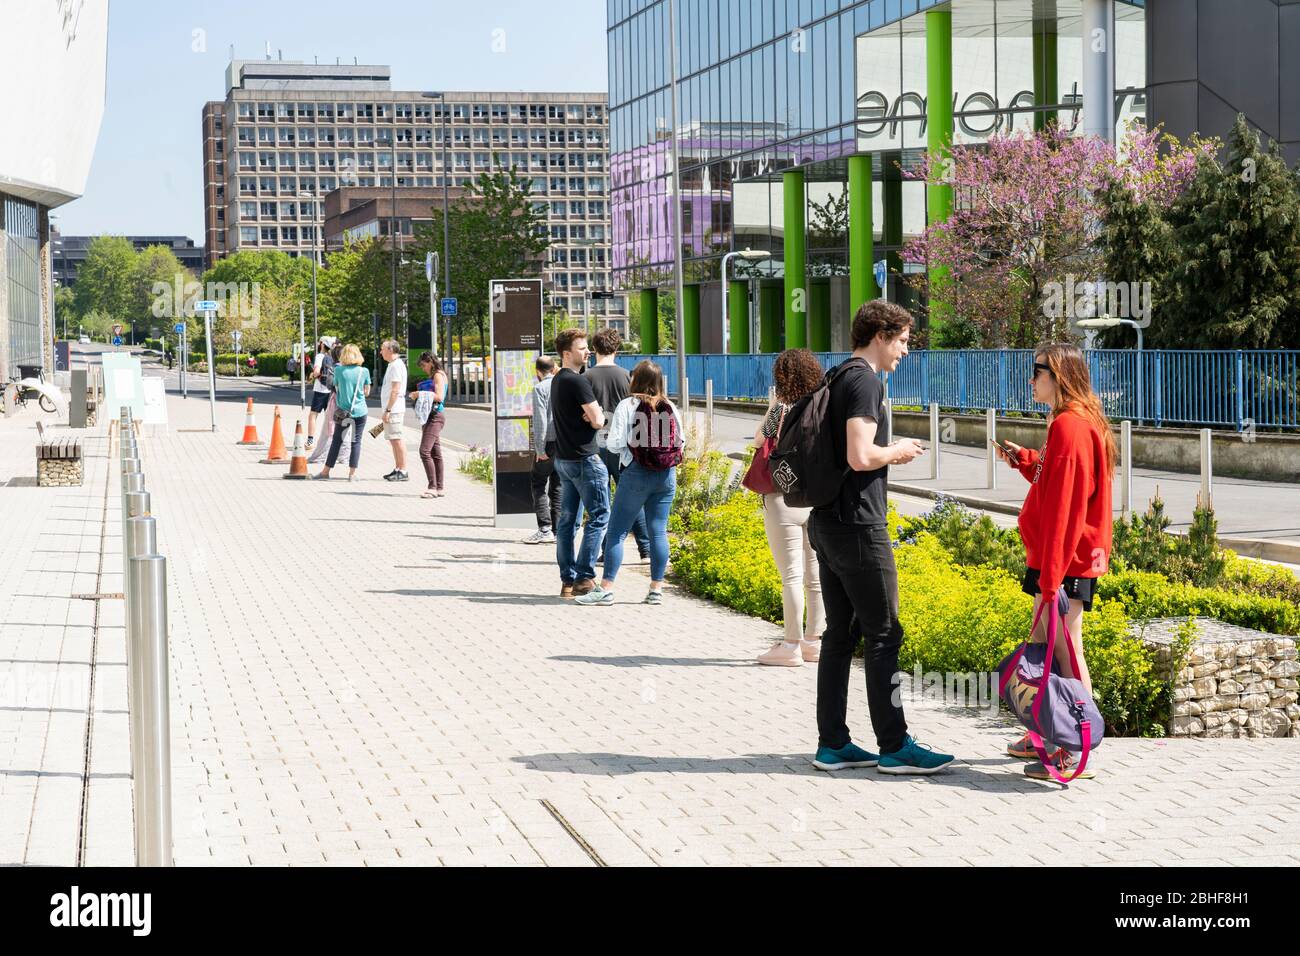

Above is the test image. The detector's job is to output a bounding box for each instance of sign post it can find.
[196,300,219,431]
[112,323,123,348]
[488,279,543,529]
[232,329,242,379]
[426,252,440,357]
[175,322,187,398]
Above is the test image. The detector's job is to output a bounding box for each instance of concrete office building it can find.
[202,58,626,334]
[51,233,204,288]
[0,1,108,379]
[607,0,1300,353]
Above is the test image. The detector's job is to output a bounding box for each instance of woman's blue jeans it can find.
[602,461,676,584]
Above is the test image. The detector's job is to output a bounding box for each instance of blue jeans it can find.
[602,461,676,584]
[555,455,611,584]
[600,449,650,558]
[326,416,366,469]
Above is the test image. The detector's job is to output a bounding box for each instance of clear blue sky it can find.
[58,0,609,241]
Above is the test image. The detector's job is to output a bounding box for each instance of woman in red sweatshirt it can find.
[997,342,1115,780]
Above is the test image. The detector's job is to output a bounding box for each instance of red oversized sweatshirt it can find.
[1014,408,1113,595]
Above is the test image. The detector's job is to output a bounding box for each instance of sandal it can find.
[1006,732,1037,759]
[1025,747,1096,781]
[421,490,437,499]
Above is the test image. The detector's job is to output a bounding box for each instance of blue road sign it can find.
[173,323,185,334]
[873,259,888,290]
[440,297,458,317]
[195,300,219,312]
[112,336,123,346]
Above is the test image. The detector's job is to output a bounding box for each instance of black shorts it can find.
[1021,568,1097,612]
[310,391,331,413]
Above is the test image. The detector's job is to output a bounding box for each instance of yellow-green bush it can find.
[1097,570,1299,635]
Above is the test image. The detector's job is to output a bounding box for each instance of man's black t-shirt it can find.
[814,358,890,527]
[550,367,600,460]
[585,362,630,413]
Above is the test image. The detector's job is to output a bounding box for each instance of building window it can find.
[260,227,277,243]
[276,103,294,120]
[257,102,273,119]
[377,103,393,120]
[318,103,335,120]
[396,104,412,119]
[358,104,374,119]
[297,103,314,120]
[337,103,354,120]
[240,226,257,243]
[239,102,254,120]
[415,104,432,120]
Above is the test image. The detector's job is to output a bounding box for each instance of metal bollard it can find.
[986,408,998,490]
[1121,420,1133,516]
[123,506,154,834]
[705,379,714,439]
[681,376,690,415]
[128,552,173,867]
[1200,428,1213,507]
[929,403,941,480]
[121,456,140,476]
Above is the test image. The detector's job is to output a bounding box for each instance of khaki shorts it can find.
[383,413,405,440]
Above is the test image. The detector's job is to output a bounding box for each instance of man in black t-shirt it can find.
[807,301,955,776]
[550,328,610,599]
[586,328,650,561]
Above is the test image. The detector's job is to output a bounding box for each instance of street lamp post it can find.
[667,0,688,406]
[1077,316,1145,424]
[298,190,320,344]
[422,92,452,372]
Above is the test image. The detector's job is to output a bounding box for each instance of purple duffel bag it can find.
[997,588,1104,784]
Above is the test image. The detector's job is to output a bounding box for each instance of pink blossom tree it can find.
[904,123,1212,348]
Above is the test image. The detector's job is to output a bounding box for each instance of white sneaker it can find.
[757,642,803,667]
[521,529,556,545]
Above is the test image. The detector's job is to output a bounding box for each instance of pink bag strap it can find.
[1031,590,1094,784]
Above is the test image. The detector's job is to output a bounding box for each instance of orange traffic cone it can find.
[259,407,289,463]
[236,397,262,445]
[283,420,311,479]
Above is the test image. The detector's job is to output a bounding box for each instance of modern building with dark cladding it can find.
[608,0,1295,353]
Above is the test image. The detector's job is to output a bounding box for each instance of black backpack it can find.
[319,352,336,390]
[768,357,868,509]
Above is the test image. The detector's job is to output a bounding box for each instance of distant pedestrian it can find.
[550,328,609,599]
[754,349,826,666]
[522,356,561,544]
[809,300,953,775]
[378,340,409,482]
[165,348,174,370]
[410,352,449,499]
[307,336,337,450]
[586,327,650,563]
[309,343,343,465]
[576,360,683,607]
[315,344,371,482]
[995,342,1113,781]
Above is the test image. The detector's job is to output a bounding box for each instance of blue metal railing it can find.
[612,350,1300,431]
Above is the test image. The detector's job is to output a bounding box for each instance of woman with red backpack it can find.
[575,360,683,607]
[996,342,1115,781]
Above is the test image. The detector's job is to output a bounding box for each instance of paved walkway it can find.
[2,383,1299,866]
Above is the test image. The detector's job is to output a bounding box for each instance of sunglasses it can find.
[1032,362,1052,378]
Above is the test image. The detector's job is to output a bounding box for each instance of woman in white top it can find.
[754,349,826,666]
[576,360,684,607]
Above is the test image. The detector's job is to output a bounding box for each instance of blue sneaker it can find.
[876,735,955,775]
[811,742,879,771]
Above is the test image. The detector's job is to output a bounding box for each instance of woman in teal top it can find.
[317,344,372,481]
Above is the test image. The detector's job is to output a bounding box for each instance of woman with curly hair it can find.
[754,348,827,667]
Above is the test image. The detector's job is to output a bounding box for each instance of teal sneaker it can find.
[575,587,615,606]
[811,742,879,771]
[876,735,955,775]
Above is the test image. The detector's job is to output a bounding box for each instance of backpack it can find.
[768,357,868,509]
[319,352,336,390]
[628,399,684,471]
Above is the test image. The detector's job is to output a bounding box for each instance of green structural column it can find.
[848,153,877,313]
[809,279,831,352]
[639,288,659,354]
[681,283,701,354]
[1033,25,1059,132]
[759,281,783,353]
[782,169,807,349]
[883,153,903,282]
[925,9,954,228]
[728,279,750,354]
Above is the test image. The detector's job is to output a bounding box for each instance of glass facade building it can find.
[608,0,1147,351]
[2,196,44,371]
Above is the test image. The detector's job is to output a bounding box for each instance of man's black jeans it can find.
[530,441,561,532]
[808,512,908,755]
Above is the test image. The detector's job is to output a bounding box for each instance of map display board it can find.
[489,278,543,528]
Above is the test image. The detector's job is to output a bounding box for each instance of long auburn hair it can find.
[1036,342,1117,478]
[629,360,668,408]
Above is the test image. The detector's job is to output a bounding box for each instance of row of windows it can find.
[234,152,608,172]
[235,174,609,195]
[236,201,610,223]
[231,126,607,146]
[236,101,605,123]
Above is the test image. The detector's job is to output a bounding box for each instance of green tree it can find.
[1164,115,1300,348]
[317,238,394,348]
[133,244,192,338]
[73,237,137,331]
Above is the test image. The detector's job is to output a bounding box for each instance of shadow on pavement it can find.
[549,654,750,668]
[366,587,554,605]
